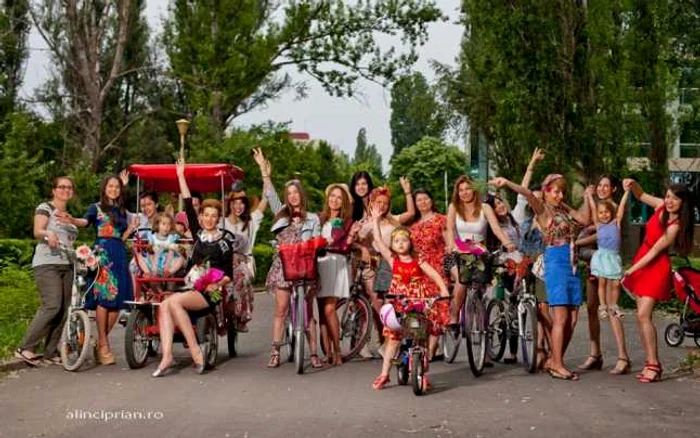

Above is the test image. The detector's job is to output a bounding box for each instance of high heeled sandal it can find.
[577,354,603,371]
[96,346,116,365]
[372,374,390,390]
[266,350,281,368]
[637,363,662,383]
[609,357,631,375]
[635,361,651,379]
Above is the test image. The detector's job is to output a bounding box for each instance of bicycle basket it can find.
[278,236,327,282]
[400,312,430,341]
[457,252,494,286]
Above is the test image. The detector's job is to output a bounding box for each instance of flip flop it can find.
[548,368,580,381]
[15,349,40,367]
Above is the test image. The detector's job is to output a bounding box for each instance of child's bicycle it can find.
[57,244,99,371]
[664,258,700,347]
[387,294,449,396]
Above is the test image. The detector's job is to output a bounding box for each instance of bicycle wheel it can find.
[520,302,538,374]
[664,323,684,347]
[124,308,151,369]
[465,290,486,377]
[59,310,92,372]
[336,295,373,360]
[397,354,409,386]
[486,299,507,362]
[410,349,426,396]
[294,286,305,374]
[196,314,218,369]
[284,315,295,362]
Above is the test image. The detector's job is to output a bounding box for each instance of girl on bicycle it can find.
[224,148,269,332]
[369,207,449,390]
[490,174,591,380]
[317,183,354,366]
[445,176,516,334]
[622,180,694,383]
[254,149,323,369]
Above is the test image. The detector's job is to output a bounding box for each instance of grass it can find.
[0,266,39,361]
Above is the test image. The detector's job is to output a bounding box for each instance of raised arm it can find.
[623,179,663,210]
[587,191,599,227]
[482,203,517,252]
[616,189,631,227]
[490,177,544,216]
[625,224,680,276]
[370,207,393,264]
[395,177,416,225]
[253,147,282,214]
[563,185,592,226]
[520,147,545,191]
[176,157,191,199]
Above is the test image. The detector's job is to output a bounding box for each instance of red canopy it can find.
[127,164,244,193]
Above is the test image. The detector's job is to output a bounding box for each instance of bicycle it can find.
[387,295,449,395]
[486,257,538,373]
[278,237,327,374]
[57,244,99,371]
[335,258,374,361]
[443,250,496,377]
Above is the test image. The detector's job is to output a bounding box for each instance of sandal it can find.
[43,357,62,365]
[610,305,624,319]
[609,357,631,375]
[536,348,548,371]
[372,374,390,390]
[15,348,39,366]
[636,361,651,379]
[548,368,580,381]
[637,362,662,383]
[598,305,609,320]
[310,354,324,369]
[266,350,281,368]
[577,354,603,371]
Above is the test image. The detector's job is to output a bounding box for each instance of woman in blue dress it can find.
[73,173,137,365]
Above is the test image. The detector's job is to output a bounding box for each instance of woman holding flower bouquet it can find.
[150,158,244,377]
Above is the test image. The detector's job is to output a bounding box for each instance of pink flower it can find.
[76,245,92,260]
[85,255,98,269]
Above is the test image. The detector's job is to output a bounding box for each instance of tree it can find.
[389,72,447,157]
[163,0,445,134]
[352,127,383,179]
[31,0,138,172]
[0,0,29,127]
[390,137,466,212]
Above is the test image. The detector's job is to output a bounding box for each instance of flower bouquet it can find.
[189,265,225,304]
[75,244,107,271]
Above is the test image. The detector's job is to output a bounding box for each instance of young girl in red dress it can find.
[368,206,450,391]
[621,180,694,383]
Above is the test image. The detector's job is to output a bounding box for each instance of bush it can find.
[0,239,36,269]
[0,265,39,360]
[253,244,275,287]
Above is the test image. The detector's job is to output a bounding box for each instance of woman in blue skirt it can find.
[490,173,591,380]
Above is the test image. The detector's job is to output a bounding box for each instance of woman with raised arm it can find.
[254,148,323,369]
[490,173,591,380]
[224,154,269,332]
[151,157,243,377]
[444,176,516,336]
[316,183,354,366]
[621,180,694,383]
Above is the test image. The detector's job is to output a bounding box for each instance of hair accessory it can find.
[369,186,391,203]
[542,174,564,191]
[390,226,411,240]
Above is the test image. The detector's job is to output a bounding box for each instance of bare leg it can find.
[305,298,320,365]
[606,280,629,372]
[563,307,578,353]
[636,296,660,379]
[549,306,576,377]
[272,288,291,344]
[317,298,330,360]
[167,292,209,365]
[157,301,176,370]
[323,297,342,365]
[428,335,439,360]
[450,266,466,324]
[579,277,602,369]
[96,305,109,350]
[379,339,400,377]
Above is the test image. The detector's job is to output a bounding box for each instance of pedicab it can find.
[122,163,244,370]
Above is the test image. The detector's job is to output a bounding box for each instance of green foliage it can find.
[163,0,445,132]
[389,72,447,157]
[0,239,35,269]
[353,128,383,179]
[253,244,275,286]
[390,137,466,212]
[0,0,29,126]
[0,265,38,360]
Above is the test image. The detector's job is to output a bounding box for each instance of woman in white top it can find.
[446,176,517,326]
[223,161,268,332]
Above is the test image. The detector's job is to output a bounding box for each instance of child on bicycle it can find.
[368,206,449,391]
[138,212,185,278]
[587,188,630,320]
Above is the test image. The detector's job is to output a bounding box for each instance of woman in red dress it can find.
[622,180,694,383]
[409,188,448,360]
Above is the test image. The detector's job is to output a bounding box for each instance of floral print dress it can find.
[410,214,447,295]
[84,204,132,309]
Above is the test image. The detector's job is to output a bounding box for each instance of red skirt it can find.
[621,244,672,301]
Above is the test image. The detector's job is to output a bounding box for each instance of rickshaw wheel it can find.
[125,308,151,369]
[196,314,218,369]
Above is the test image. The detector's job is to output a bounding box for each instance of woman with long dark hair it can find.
[350,171,375,222]
[621,181,694,383]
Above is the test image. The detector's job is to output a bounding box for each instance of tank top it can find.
[455,209,488,242]
[596,221,620,251]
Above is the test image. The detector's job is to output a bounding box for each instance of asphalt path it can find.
[1,293,698,438]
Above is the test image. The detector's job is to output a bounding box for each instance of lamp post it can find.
[176,119,190,211]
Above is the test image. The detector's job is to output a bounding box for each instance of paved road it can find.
[2,294,698,438]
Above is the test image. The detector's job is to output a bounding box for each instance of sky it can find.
[20,0,464,170]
